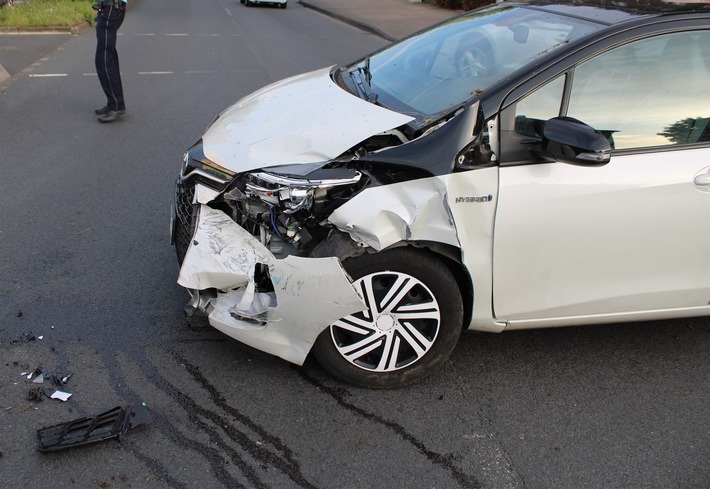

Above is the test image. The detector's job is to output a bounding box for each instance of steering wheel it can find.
[456,39,493,78]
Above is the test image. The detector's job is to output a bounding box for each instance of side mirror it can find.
[538,117,611,166]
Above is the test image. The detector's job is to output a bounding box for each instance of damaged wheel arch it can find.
[311,230,475,330]
[312,247,465,388]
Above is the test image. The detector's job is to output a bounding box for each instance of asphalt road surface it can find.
[1,0,708,488]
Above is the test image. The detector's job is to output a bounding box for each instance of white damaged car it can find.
[172,0,710,388]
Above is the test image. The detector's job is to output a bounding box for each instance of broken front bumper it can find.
[177,205,366,365]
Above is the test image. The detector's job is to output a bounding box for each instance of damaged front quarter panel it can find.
[328,177,460,252]
[178,205,366,365]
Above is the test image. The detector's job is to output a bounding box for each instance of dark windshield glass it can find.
[356,5,603,118]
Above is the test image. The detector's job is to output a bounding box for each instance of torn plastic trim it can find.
[37,405,152,453]
[180,142,236,191]
[195,183,220,205]
[178,205,366,365]
[356,102,481,176]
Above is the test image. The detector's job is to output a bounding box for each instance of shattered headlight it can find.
[245,168,362,214]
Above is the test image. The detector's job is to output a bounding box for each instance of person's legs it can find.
[95,6,125,112]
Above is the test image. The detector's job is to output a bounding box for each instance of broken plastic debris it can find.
[27,387,44,402]
[23,367,71,387]
[37,404,153,453]
[229,289,278,322]
[25,368,44,380]
[50,391,72,402]
[24,367,73,402]
[13,332,39,344]
[26,367,45,381]
[27,386,70,403]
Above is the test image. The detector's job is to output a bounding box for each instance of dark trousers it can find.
[95,6,126,111]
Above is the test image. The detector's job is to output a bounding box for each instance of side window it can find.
[513,75,565,138]
[499,75,565,164]
[567,30,710,150]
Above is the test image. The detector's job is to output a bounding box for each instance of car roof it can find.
[513,0,710,25]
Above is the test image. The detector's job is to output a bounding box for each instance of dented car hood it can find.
[201,67,414,172]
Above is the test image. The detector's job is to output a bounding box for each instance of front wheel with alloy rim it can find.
[312,249,464,388]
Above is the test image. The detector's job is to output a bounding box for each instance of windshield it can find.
[344,5,604,119]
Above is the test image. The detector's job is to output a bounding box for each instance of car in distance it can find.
[172,0,710,388]
[241,0,287,8]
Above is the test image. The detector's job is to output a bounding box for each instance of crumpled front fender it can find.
[178,205,366,365]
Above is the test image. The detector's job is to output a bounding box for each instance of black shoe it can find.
[97,110,126,123]
[95,105,110,115]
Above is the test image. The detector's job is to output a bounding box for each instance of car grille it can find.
[174,179,196,264]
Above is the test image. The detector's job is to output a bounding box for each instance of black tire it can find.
[312,248,464,388]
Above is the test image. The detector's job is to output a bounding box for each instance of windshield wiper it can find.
[360,57,372,85]
[349,63,378,103]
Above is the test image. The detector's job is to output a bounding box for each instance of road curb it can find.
[0,21,91,35]
[297,0,396,42]
[0,21,91,88]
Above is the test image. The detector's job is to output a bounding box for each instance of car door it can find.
[492,28,710,321]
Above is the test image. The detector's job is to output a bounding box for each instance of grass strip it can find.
[0,0,95,28]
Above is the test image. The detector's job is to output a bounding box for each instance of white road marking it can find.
[31,70,252,78]
[124,33,227,37]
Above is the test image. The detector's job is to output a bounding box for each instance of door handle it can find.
[695,174,710,186]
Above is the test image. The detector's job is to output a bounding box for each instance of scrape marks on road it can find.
[296,368,485,489]
[114,346,317,488]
